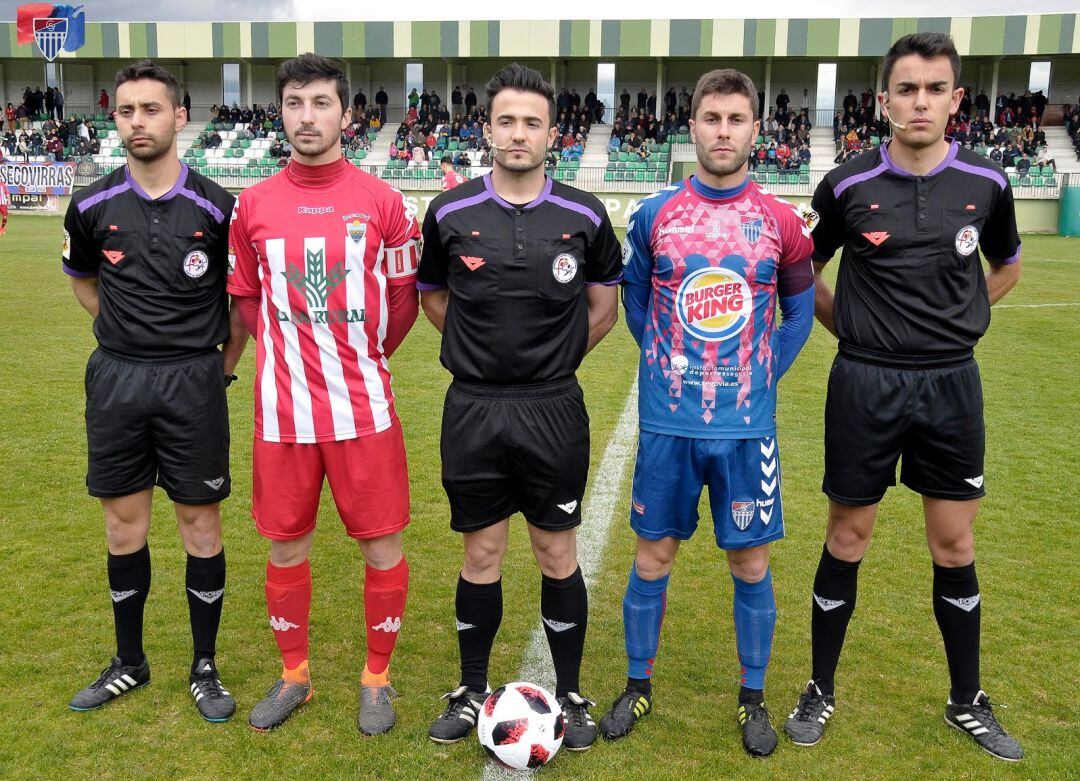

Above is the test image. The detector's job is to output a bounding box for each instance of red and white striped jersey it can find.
[227,158,420,443]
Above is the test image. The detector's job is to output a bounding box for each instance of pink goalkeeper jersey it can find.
[227,158,420,443]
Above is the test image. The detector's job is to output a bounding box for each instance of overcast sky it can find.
[4,0,1079,22]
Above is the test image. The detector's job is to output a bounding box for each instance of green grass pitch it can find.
[0,215,1076,780]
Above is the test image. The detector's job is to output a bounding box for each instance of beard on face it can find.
[695,135,751,178]
[124,131,173,163]
[493,143,546,173]
[288,126,338,158]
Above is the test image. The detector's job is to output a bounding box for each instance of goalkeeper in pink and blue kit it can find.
[598,69,816,757]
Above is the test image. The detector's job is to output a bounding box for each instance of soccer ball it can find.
[476,681,564,771]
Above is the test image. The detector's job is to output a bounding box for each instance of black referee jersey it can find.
[418,174,623,384]
[811,139,1020,365]
[63,163,235,361]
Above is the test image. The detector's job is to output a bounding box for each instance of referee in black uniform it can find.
[63,62,245,722]
[419,64,622,751]
[782,34,1023,761]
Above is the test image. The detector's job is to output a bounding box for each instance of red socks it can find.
[265,555,408,685]
[363,555,409,680]
[265,559,312,678]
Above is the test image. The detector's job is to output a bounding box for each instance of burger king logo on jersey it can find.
[676,266,753,342]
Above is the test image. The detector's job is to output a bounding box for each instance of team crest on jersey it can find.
[731,501,754,530]
[183,250,209,278]
[62,228,70,260]
[676,266,753,342]
[346,218,367,244]
[797,202,819,232]
[621,238,632,265]
[739,217,763,244]
[670,354,689,376]
[955,225,979,256]
[552,253,578,284]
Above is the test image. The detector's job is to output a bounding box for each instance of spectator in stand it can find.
[975,90,989,119]
[1035,146,1056,171]
[375,86,388,123]
[430,89,441,111]
[664,87,676,116]
[269,138,285,158]
[205,130,222,149]
[620,88,631,112]
[776,140,791,167]
[798,145,812,165]
[464,86,477,115]
[44,87,54,120]
[842,90,857,115]
[775,88,790,114]
[451,85,463,116]
[800,88,810,112]
[1001,141,1017,169]
[97,89,109,113]
[5,104,15,133]
[182,91,191,120]
[46,132,63,161]
[1015,153,1031,176]
[998,104,1014,128]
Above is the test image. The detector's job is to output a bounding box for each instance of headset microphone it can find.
[881,92,908,131]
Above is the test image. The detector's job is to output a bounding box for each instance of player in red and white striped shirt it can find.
[227,54,419,735]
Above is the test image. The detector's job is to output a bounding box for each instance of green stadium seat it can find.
[609,152,618,162]
[604,171,615,182]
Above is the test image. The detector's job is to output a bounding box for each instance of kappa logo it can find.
[371,616,402,633]
[941,594,981,612]
[187,588,224,604]
[460,255,486,271]
[204,477,225,490]
[964,475,985,489]
[862,231,890,247]
[542,617,577,633]
[102,249,125,264]
[814,594,846,612]
[557,500,578,514]
[110,589,138,603]
[269,615,300,632]
[455,619,476,631]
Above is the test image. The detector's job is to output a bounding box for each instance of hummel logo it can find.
[110,589,138,603]
[862,231,890,246]
[557,500,578,514]
[456,619,476,631]
[204,477,225,490]
[269,615,300,632]
[460,255,485,271]
[542,617,577,633]
[187,588,224,604]
[102,249,125,264]
[941,594,981,612]
[371,616,402,633]
[964,475,985,488]
[814,594,846,612]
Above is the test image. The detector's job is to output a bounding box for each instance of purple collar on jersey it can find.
[880,137,959,178]
[125,162,189,201]
[435,174,602,227]
[688,175,750,202]
[482,173,552,210]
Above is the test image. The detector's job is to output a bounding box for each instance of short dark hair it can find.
[440,154,453,165]
[691,69,759,121]
[485,63,556,125]
[114,60,182,107]
[276,53,349,114]
[882,33,961,91]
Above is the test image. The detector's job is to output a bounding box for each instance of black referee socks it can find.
[186,549,226,672]
[933,561,981,704]
[107,545,151,667]
[541,566,588,697]
[810,544,861,697]
[456,575,503,693]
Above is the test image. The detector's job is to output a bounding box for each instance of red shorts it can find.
[252,419,410,540]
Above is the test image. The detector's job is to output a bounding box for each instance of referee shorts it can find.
[84,348,230,504]
[823,354,986,505]
[441,378,590,533]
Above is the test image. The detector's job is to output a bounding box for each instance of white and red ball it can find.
[476,682,564,771]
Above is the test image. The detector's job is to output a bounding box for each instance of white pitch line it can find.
[994,302,1080,309]
[481,382,639,781]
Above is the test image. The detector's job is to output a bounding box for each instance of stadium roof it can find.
[2,16,1077,60]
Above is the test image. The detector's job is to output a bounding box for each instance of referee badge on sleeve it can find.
[622,238,633,265]
[955,226,979,256]
[62,228,71,260]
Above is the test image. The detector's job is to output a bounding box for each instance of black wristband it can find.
[224,374,238,388]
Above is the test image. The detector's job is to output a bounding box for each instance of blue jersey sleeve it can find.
[620,199,654,287]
